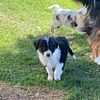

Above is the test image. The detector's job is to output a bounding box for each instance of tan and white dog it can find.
[49,4,87,33]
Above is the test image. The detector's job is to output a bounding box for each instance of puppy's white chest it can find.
[51,47,61,65]
[37,47,61,67]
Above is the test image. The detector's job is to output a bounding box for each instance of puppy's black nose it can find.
[46,53,50,57]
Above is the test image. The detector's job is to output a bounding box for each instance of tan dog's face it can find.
[64,11,78,27]
[49,4,87,33]
[51,10,78,33]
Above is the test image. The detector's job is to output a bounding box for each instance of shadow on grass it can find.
[0,34,100,99]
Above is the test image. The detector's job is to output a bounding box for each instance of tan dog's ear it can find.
[48,4,60,11]
[78,8,87,15]
[76,8,87,23]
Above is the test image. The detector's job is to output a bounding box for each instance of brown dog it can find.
[76,11,100,65]
[74,0,100,65]
[87,30,100,63]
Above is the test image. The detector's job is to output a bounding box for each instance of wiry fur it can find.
[34,35,76,81]
[74,0,100,65]
[48,4,87,33]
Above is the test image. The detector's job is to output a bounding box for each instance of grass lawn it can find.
[0,0,100,99]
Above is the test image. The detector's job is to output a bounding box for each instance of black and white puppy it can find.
[34,35,76,81]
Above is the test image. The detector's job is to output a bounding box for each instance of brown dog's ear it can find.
[33,39,40,50]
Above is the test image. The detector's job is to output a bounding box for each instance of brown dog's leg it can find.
[91,43,98,60]
[87,38,98,60]
[98,45,100,57]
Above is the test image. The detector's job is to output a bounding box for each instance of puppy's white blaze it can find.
[95,57,100,65]
[72,55,77,60]
[54,63,64,80]
[44,36,49,43]
[43,36,49,47]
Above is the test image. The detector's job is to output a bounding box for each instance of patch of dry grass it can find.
[0,81,67,100]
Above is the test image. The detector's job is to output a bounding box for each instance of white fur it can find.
[72,54,77,60]
[44,50,52,58]
[48,4,61,12]
[37,46,64,81]
[43,36,49,44]
[95,57,100,65]
[54,63,64,80]
[49,4,87,33]
[46,66,53,81]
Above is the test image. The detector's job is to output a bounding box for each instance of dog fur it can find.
[74,0,100,65]
[34,35,76,81]
[49,4,87,33]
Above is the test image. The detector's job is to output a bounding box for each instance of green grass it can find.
[0,0,100,99]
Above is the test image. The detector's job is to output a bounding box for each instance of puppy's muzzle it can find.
[46,53,50,57]
[44,50,52,58]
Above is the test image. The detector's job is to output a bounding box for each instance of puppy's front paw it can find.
[54,76,61,81]
[47,76,53,81]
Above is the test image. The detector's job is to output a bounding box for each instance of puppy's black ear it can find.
[33,39,40,50]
